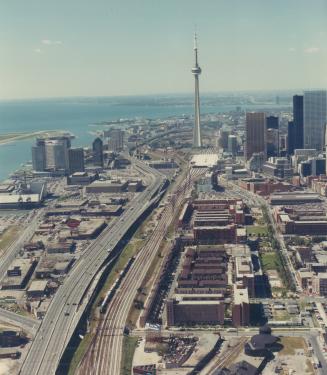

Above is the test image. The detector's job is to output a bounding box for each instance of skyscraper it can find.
[266,116,279,130]
[68,148,85,175]
[304,90,327,151]
[228,135,237,156]
[108,129,124,152]
[245,112,266,161]
[293,95,304,150]
[92,137,104,167]
[32,138,46,171]
[267,128,279,157]
[287,121,295,155]
[45,139,69,171]
[192,33,202,148]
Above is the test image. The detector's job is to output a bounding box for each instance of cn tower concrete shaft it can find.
[192,33,202,148]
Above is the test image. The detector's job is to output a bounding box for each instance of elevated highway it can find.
[20,159,167,375]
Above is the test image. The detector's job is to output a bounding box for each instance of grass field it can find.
[0,226,19,255]
[279,336,306,355]
[260,251,278,271]
[121,336,139,375]
[246,225,268,237]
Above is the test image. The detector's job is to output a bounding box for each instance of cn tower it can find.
[192,33,202,148]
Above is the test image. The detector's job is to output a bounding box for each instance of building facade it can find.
[245,112,267,161]
[68,148,85,175]
[92,138,104,167]
[304,90,327,151]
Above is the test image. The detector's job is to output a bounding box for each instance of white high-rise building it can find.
[45,140,69,171]
[304,90,327,151]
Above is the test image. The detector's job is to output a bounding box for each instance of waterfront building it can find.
[192,33,202,148]
[45,139,69,171]
[304,90,327,151]
[244,112,266,161]
[92,137,104,167]
[32,139,46,171]
[108,129,124,152]
[68,148,85,175]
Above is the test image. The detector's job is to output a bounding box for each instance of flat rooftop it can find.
[0,194,40,204]
[27,280,48,292]
[234,285,249,304]
[191,154,219,168]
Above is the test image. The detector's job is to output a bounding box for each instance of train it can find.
[100,256,136,314]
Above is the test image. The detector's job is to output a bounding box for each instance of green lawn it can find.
[121,336,139,375]
[260,251,278,271]
[67,333,94,375]
[246,225,268,237]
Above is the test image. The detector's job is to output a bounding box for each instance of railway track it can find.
[77,167,206,374]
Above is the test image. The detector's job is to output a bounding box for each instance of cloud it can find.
[288,47,296,52]
[304,47,320,54]
[34,48,42,53]
[41,39,63,45]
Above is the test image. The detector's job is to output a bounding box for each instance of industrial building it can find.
[67,172,98,186]
[166,244,254,327]
[270,192,322,205]
[26,280,49,299]
[1,258,37,290]
[274,205,327,235]
[85,180,128,194]
[190,198,246,245]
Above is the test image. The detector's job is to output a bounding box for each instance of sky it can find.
[1,0,327,100]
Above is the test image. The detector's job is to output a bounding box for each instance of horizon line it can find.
[1,87,324,103]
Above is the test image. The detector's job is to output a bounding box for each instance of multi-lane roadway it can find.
[20,159,166,375]
[0,307,40,336]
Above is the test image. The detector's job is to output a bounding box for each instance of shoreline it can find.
[0,130,68,146]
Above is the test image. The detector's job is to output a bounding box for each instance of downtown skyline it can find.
[1,0,327,100]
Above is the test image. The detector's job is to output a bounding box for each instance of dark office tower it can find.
[266,116,279,129]
[267,128,279,157]
[287,121,295,155]
[245,112,267,161]
[32,138,46,171]
[92,137,104,167]
[68,148,85,174]
[293,95,304,150]
[218,128,230,150]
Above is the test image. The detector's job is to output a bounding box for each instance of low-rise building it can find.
[85,180,128,194]
[26,280,48,299]
[166,298,225,326]
[262,157,293,180]
[232,285,250,327]
[67,172,97,186]
[1,259,37,290]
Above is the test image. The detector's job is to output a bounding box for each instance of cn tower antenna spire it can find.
[194,32,198,66]
[192,32,202,148]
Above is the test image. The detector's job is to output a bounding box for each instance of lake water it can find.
[0,96,287,180]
